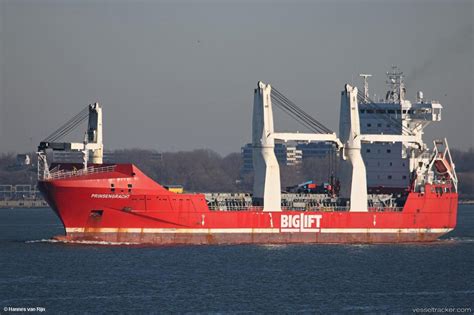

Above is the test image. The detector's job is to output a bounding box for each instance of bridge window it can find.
[389,162,393,166]
[366,149,371,153]
[402,175,407,179]
[387,175,392,180]
[367,123,372,127]
[388,110,395,114]
[360,109,366,114]
[367,110,374,114]
[377,123,382,127]
[387,149,391,153]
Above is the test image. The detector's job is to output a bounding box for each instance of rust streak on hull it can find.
[56,230,449,245]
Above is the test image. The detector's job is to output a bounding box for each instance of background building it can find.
[296,142,336,159]
[241,142,338,176]
[240,143,303,175]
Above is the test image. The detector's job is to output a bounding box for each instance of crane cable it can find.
[270,87,333,134]
[43,106,90,142]
[272,88,333,133]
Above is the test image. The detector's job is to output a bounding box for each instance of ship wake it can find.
[440,237,474,243]
[25,238,141,246]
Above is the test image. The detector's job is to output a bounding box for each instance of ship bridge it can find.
[355,66,444,189]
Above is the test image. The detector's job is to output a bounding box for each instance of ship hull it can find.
[39,164,458,245]
[57,228,451,245]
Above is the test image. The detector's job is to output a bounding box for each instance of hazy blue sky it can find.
[1,0,472,155]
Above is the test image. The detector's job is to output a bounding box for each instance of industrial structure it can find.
[0,184,47,208]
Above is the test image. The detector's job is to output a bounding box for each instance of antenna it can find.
[359,74,372,103]
[385,65,404,102]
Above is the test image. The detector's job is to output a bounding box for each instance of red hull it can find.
[39,164,458,245]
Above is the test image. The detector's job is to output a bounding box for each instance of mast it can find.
[359,74,372,103]
[385,65,405,102]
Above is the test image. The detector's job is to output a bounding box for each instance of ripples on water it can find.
[0,205,473,313]
[25,239,142,246]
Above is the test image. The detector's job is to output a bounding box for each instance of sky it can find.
[0,0,473,155]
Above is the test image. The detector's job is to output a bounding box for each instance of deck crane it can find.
[252,81,427,213]
[252,81,343,212]
[37,103,103,179]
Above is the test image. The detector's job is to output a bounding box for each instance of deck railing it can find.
[208,205,403,212]
[369,206,403,212]
[208,205,264,211]
[43,165,117,181]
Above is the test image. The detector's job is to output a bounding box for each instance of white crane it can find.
[37,103,104,179]
[252,81,342,212]
[252,81,426,213]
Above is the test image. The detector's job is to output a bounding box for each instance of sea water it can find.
[0,206,473,313]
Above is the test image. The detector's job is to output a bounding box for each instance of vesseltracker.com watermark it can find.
[413,307,472,313]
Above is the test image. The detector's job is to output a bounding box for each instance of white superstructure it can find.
[356,66,443,189]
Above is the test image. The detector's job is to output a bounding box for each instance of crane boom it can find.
[252,81,342,212]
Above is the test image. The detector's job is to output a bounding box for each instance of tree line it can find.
[0,148,473,198]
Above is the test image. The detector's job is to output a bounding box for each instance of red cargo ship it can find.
[37,70,459,244]
[38,163,457,244]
